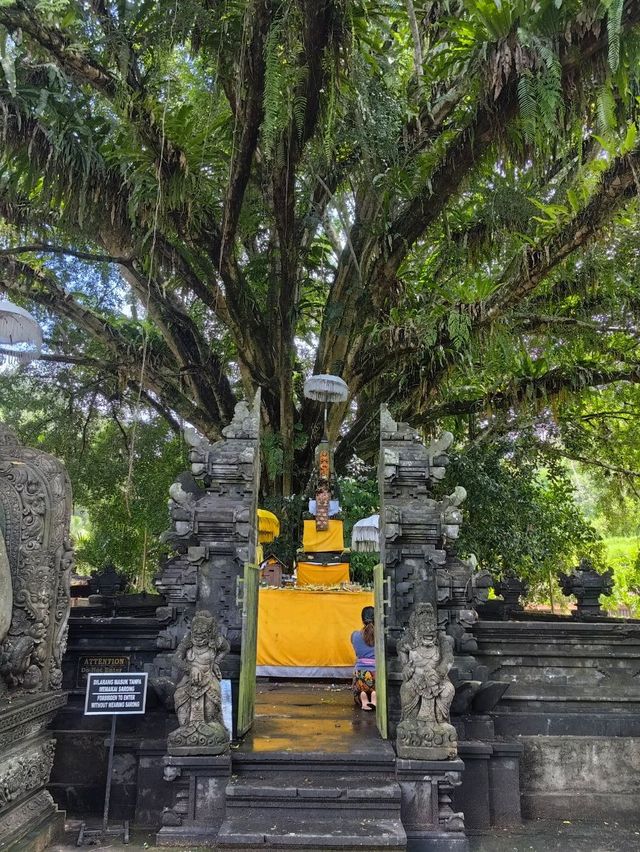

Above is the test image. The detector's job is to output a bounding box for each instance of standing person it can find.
[351,606,376,711]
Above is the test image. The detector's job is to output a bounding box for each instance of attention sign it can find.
[76,655,130,688]
[84,672,148,715]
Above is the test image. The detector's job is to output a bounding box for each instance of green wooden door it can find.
[373,563,388,739]
[237,562,260,736]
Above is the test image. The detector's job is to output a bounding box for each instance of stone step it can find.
[217,811,406,850]
[218,767,406,850]
[231,749,397,777]
[226,778,400,817]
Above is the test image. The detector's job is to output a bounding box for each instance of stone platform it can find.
[158,682,467,850]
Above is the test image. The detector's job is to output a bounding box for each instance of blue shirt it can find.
[351,630,375,671]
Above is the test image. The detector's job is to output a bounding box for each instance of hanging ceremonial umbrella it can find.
[303,374,348,437]
[0,300,42,374]
[257,509,280,543]
[351,514,380,553]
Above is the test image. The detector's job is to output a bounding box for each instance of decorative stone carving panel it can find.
[0,425,73,695]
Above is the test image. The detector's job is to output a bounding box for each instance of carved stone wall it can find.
[0,424,72,848]
[152,395,260,732]
[0,425,74,695]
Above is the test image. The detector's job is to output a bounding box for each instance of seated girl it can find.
[351,606,376,711]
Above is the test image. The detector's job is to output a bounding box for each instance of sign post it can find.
[77,672,148,846]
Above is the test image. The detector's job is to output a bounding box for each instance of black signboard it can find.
[84,672,148,715]
[76,655,130,688]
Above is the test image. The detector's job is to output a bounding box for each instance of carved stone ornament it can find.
[0,740,55,809]
[0,424,74,695]
[396,603,458,760]
[168,609,231,755]
[559,557,614,617]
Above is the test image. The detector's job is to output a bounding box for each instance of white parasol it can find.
[303,374,348,437]
[0,300,42,374]
[351,513,380,553]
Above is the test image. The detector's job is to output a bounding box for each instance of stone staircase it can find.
[217,749,407,850]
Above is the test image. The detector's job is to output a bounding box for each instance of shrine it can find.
[2,394,640,851]
[142,393,514,850]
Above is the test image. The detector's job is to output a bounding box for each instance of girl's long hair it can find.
[362,622,375,646]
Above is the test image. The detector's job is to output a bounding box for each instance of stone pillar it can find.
[453,743,492,830]
[378,406,491,729]
[488,742,524,827]
[396,759,468,851]
[0,425,72,849]
[157,754,231,846]
[152,394,261,735]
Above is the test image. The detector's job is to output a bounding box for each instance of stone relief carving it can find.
[168,609,231,755]
[0,425,72,846]
[397,603,458,760]
[0,424,73,694]
[0,789,55,842]
[0,740,55,808]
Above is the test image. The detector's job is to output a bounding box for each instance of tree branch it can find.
[0,244,130,264]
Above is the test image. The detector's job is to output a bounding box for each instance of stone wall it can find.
[474,619,640,818]
[520,736,640,819]
[50,612,171,825]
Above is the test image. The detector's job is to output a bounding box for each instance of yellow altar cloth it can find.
[256,588,374,677]
[296,562,350,586]
[302,518,344,552]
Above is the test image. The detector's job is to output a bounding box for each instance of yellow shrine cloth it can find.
[257,509,280,543]
[296,561,350,586]
[302,519,344,552]
[256,588,374,676]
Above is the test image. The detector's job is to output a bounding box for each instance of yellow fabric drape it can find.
[296,562,350,586]
[302,519,344,552]
[257,588,374,668]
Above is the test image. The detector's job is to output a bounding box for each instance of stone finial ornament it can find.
[168,609,231,755]
[559,558,614,617]
[396,603,458,760]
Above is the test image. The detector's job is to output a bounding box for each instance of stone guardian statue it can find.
[168,609,231,755]
[396,602,458,760]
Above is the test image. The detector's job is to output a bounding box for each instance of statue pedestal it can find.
[397,720,458,760]
[0,692,68,851]
[156,753,231,847]
[167,721,230,756]
[396,758,469,852]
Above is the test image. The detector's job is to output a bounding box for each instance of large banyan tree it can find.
[0,0,640,492]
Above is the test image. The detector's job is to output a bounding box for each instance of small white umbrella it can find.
[351,514,380,553]
[303,374,348,437]
[0,300,42,374]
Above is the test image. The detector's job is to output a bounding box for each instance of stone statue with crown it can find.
[396,602,458,760]
[167,609,230,755]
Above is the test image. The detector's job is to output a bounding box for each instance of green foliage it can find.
[442,439,602,593]
[339,466,379,585]
[261,492,307,568]
[0,0,640,505]
[74,420,185,585]
[602,536,640,616]
[262,4,306,157]
[0,374,185,584]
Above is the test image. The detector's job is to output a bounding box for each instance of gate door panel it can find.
[373,562,388,739]
[237,562,260,736]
